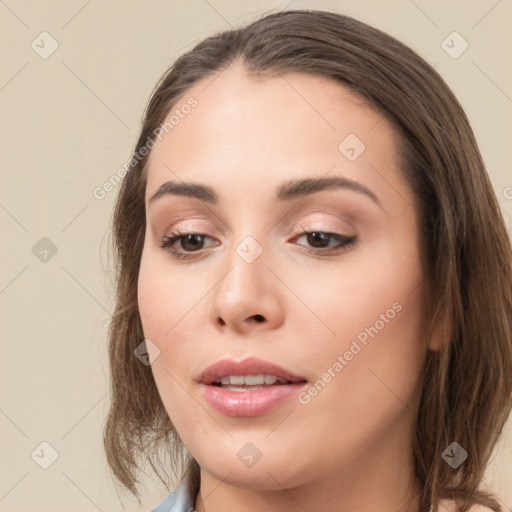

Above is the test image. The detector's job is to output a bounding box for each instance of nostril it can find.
[253,314,265,323]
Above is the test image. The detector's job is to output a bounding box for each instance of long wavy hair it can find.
[103,9,512,512]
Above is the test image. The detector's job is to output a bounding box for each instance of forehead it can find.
[144,64,405,205]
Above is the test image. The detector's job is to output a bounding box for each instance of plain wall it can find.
[1,1,511,511]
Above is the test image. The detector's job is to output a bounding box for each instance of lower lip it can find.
[202,382,307,417]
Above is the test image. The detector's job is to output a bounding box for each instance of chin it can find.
[195,447,312,491]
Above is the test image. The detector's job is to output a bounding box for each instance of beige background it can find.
[1,1,511,511]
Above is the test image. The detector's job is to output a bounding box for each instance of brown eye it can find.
[159,232,217,260]
[178,234,206,252]
[306,232,332,248]
[294,231,356,252]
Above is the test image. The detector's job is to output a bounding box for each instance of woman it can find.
[103,9,512,512]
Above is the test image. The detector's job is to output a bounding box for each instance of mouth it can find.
[198,357,308,417]
[198,356,308,387]
[210,373,304,392]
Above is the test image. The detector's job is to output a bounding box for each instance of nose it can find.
[208,236,285,334]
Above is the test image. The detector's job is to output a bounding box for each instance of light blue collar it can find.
[151,469,196,512]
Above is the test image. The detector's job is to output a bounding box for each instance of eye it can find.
[292,230,356,254]
[158,231,217,259]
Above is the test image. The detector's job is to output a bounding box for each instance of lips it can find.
[198,357,309,417]
[197,357,308,385]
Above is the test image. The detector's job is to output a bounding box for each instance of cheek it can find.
[289,260,425,466]
[137,248,196,340]
[297,242,426,406]
[292,238,427,419]
[137,248,208,415]
[291,236,424,354]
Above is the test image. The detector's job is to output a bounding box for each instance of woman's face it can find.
[138,65,428,493]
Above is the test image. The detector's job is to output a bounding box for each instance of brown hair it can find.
[103,9,512,512]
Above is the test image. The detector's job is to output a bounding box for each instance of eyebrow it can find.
[148,176,381,207]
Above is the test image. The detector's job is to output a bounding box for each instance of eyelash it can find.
[158,228,356,260]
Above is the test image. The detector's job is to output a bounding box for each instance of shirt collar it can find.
[151,465,198,512]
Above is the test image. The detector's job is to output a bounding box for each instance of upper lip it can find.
[198,357,308,385]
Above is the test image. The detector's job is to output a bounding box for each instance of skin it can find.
[138,63,437,512]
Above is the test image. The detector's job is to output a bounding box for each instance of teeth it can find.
[230,375,246,385]
[243,375,263,385]
[223,386,265,392]
[214,374,291,385]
